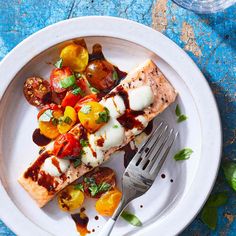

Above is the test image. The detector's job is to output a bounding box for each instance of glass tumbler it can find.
[172,0,236,13]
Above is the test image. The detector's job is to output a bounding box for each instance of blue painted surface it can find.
[0,0,235,235]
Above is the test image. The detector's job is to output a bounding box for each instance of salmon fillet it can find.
[18,59,177,207]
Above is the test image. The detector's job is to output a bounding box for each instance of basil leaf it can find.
[112,70,118,80]
[51,117,59,126]
[174,148,193,161]
[64,116,72,124]
[121,211,142,227]
[38,109,53,122]
[54,58,63,69]
[74,183,84,192]
[113,125,119,128]
[89,184,99,196]
[84,177,95,184]
[177,114,188,123]
[59,75,76,88]
[175,104,181,117]
[96,107,110,124]
[80,105,91,114]
[73,158,81,168]
[98,182,111,193]
[223,162,236,191]
[205,192,228,207]
[91,87,100,94]
[80,139,89,147]
[200,206,217,230]
[72,87,85,96]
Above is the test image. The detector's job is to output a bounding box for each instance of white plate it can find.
[0,16,221,236]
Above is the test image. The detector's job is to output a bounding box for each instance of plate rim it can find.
[0,16,222,236]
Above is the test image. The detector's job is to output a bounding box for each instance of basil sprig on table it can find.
[175,104,188,123]
[200,192,228,230]
[222,162,236,191]
[174,148,193,161]
[121,211,142,226]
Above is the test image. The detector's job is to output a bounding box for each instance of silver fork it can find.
[98,122,178,236]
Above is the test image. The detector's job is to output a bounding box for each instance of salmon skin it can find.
[18,59,177,207]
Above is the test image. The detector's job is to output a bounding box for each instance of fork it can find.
[98,122,178,236]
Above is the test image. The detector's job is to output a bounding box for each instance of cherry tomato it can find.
[78,101,108,133]
[74,94,98,113]
[61,91,82,108]
[23,77,52,108]
[57,106,77,134]
[37,104,63,119]
[60,43,89,72]
[58,185,84,212]
[95,189,122,216]
[82,167,116,198]
[53,133,81,158]
[85,59,117,91]
[50,66,73,93]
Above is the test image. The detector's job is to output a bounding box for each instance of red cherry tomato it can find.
[50,66,73,93]
[37,104,63,120]
[61,91,82,108]
[76,77,87,92]
[74,94,98,112]
[53,133,81,159]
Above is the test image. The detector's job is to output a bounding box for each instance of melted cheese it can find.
[100,95,126,118]
[128,86,154,111]
[41,156,70,177]
[92,118,125,151]
[130,115,148,135]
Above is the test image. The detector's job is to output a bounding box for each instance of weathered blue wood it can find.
[0,0,235,235]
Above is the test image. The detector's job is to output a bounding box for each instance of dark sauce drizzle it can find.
[32,128,51,146]
[71,209,90,236]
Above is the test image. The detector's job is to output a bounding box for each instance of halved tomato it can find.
[74,94,98,113]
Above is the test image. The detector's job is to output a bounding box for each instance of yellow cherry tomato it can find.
[58,106,77,134]
[60,43,89,72]
[58,185,84,212]
[95,189,122,216]
[78,101,108,133]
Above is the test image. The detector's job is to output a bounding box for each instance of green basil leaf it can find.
[80,105,91,114]
[54,58,63,69]
[80,139,89,147]
[200,207,217,230]
[96,107,110,124]
[89,184,99,197]
[84,177,95,184]
[175,104,181,117]
[74,183,84,192]
[73,158,81,168]
[205,192,228,207]
[64,116,72,124]
[91,87,100,94]
[38,109,53,122]
[174,148,193,161]
[112,70,118,80]
[59,75,76,88]
[223,162,236,191]
[98,182,111,193]
[51,117,59,126]
[177,114,188,123]
[72,87,85,96]
[121,211,142,227]
[113,125,119,128]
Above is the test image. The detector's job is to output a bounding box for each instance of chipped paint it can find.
[181,22,202,57]
[152,0,168,32]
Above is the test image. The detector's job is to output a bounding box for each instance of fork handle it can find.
[98,218,116,236]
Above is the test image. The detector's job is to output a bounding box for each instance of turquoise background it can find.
[0,0,235,235]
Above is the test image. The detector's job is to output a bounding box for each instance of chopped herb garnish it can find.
[63,116,72,124]
[54,58,63,69]
[74,183,84,192]
[96,107,110,124]
[112,70,118,80]
[113,125,119,128]
[59,75,76,88]
[175,104,188,123]
[121,211,142,226]
[177,114,188,123]
[174,148,193,161]
[91,87,100,94]
[72,87,85,96]
[73,158,82,168]
[84,177,96,184]
[74,72,82,78]
[80,105,91,114]
[200,192,228,230]
[51,117,59,126]
[89,182,111,197]
[38,109,53,122]
[222,162,236,191]
[80,139,89,147]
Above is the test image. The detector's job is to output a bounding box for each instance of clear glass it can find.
[172,0,236,13]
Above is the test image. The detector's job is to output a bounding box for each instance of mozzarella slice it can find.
[100,95,125,118]
[92,118,125,151]
[130,115,148,135]
[41,156,70,177]
[128,86,154,111]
